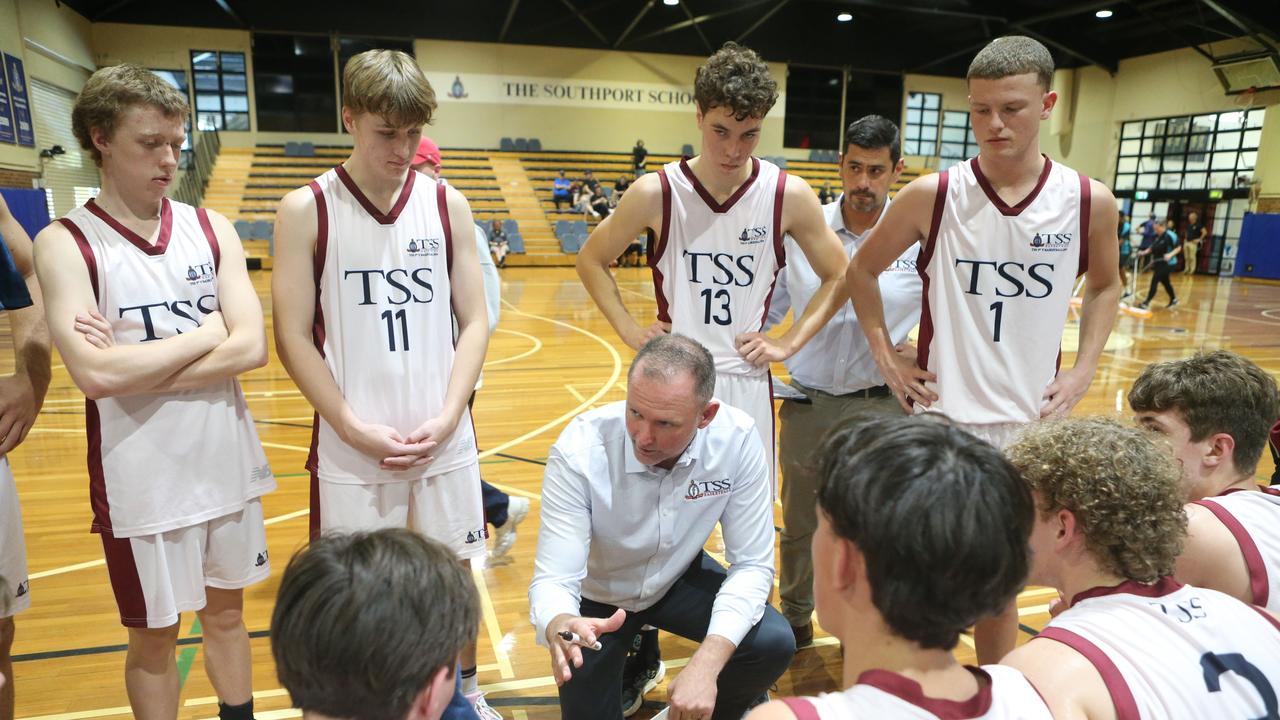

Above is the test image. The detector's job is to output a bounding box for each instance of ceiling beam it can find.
[839,0,1004,24]
[626,0,776,46]
[613,0,656,48]
[1125,1,1217,64]
[680,1,713,53]
[211,0,246,28]
[499,0,521,42]
[558,0,611,46]
[1013,0,1118,27]
[92,0,142,21]
[910,37,992,73]
[1008,25,1118,73]
[1195,0,1278,55]
[738,0,792,44]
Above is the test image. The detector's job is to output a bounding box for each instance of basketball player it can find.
[271,529,480,720]
[271,50,495,719]
[847,35,1121,662]
[0,193,51,720]
[34,64,273,720]
[575,41,846,709]
[748,417,1050,720]
[1128,351,1280,610]
[1003,417,1280,718]
[577,40,847,480]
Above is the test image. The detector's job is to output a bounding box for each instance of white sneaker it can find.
[466,690,504,720]
[490,496,530,560]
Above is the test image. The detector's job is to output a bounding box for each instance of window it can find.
[903,92,940,157]
[190,50,250,131]
[938,110,979,170]
[253,34,338,133]
[782,66,844,150]
[150,69,192,168]
[1115,108,1263,192]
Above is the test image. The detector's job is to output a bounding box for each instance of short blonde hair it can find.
[72,64,190,167]
[343,49,436,128]
[1007,417,1187,583]
[967,35,1054,90]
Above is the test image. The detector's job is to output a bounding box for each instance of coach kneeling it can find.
[530,334,795,720]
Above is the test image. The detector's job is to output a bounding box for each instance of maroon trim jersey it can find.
[916,156,1090,425]
[60,198,274,537]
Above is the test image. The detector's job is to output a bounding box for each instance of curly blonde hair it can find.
[1007,417,1187,583]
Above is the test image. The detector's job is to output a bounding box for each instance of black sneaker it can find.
[621,634,664,718]
[1168,298,1180,309]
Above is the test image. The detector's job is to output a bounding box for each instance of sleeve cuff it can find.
[707,611,752,648]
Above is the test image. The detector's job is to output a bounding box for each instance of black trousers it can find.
[557,552,795,720]
[1145,264,1176,304]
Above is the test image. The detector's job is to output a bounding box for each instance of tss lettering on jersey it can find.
[683,250,757,287]
[343,268,435,306]
[119,295,217,342]
[953,259,1055,299]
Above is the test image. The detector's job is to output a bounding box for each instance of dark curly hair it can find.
[694,42,778,121]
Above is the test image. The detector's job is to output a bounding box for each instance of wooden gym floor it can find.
[6,266,1279,719]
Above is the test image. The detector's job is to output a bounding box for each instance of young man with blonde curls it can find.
[1130,350,1280,611]
[34,64,273,719]
[1003,417,1280,718]
[271,49,495,718]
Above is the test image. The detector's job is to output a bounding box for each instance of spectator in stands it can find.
[590,184,611,220]
[818,182,836,205]
[573,182,596,218]
[614,174,632,205]
[582,170,601,193]
[553,170,572,210]
[488,219,509,269]
[632,139,647,175]
[621,236,645,268]
[412,136,444,180]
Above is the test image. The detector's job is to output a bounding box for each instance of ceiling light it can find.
[1095,9,1113,18]
[663,0,678,5]
[837,12,853,22]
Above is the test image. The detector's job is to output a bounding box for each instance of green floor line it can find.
[176,616,203,690]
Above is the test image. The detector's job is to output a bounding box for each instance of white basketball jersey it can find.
[59,199,274,538]
[650,157,786,377]
[308,166,476,485]
[1194,486,1280,610]
[1039,577,1280,719]
[917,157,1089,424]
[784,666,1051,719]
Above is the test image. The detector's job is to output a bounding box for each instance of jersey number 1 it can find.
[381,309,409,352]
[701,288,731,326]
[988,301,1004,343]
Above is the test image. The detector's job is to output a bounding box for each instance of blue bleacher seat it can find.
[502,218,519,235]
[251,220,273,240]
[514,138,529,152]
[528,138,542,152]
[299,141,316,157]
[507,233,524,254]
[500,137,515,152]
[234,219,253,240]
[572,220,588,234]
[681,144,694,157]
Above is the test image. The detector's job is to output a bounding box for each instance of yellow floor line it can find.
[473,565,516,679]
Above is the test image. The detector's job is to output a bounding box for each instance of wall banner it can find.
[0,59,14,145]
[3,54,35,147]
[426,72,786,117]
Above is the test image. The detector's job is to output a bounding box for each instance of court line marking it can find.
[473,565,517,679]
[25,302,616,588]
[486,327,543,367]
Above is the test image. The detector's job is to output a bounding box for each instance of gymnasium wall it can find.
[0,0,93,178]
[902,41,1279,199]
[413,39,789,157]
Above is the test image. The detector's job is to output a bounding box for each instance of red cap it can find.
[414,137,441,168]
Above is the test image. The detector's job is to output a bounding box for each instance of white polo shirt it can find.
[529,399,775,647]
[766,196,922,394]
